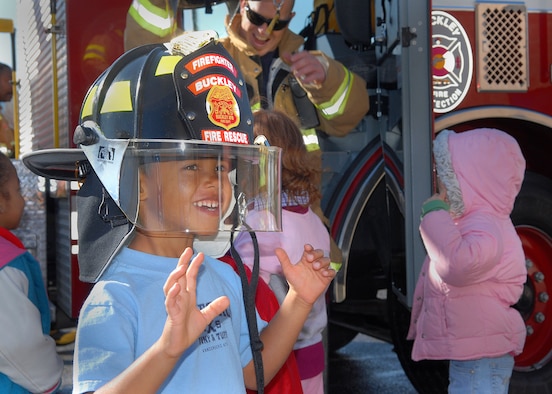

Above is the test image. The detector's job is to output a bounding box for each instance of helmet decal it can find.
[185,53,238,77]
[101,80,133,114]
[155,55,184,76]
[77,120,129,205]
[206,85,241,132]
[172,40,251,141]
[81,86,98,118]
[188,73,241,97]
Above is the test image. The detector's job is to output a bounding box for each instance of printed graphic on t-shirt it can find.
[197,302,232,353]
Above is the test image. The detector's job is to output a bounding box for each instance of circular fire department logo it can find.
[431,11,473,113]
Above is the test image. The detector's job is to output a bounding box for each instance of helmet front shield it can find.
[81,135,282,234]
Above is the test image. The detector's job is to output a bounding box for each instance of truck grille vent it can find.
[476,3,528,92]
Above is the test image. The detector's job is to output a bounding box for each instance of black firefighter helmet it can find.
[23,31,281,282]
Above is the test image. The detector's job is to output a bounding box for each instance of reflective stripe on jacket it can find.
[128,0,176,37]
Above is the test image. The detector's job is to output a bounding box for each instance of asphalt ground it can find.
[328,333,418,393]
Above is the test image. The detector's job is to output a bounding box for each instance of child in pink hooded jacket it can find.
[407,128,527,393]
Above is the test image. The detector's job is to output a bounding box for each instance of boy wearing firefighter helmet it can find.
[23,31,335,393]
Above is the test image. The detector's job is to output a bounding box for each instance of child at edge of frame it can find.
[0,153,64,393]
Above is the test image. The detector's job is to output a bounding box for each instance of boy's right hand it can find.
[161,248,230,358]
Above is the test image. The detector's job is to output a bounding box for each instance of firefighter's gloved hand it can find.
[282,51,328,89]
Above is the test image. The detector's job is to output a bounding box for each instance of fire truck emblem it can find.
[206,85,240,130]
[431,11,473,113]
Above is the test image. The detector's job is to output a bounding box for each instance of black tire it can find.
[509,172,552,393]
[387,277,449,394]
[387,172,552,394]
[328,322,359,354]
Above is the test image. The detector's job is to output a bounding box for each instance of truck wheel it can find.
[328,322,359,354]
[509,172,552,393]
[387,172,552,393]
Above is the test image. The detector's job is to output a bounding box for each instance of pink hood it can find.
[433,128,525,219]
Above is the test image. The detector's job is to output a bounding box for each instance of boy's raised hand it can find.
[275,244,336,306]
[161,248,230,358]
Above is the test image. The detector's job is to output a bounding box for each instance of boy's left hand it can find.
[275,244,336,306]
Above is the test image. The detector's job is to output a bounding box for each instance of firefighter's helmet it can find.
[22,31,282,281]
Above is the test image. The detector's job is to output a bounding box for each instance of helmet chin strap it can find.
[230,226,264,393]
[230,177,265,392]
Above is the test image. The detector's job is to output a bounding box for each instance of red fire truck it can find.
[319,1,552,393]
[12,0,552,392]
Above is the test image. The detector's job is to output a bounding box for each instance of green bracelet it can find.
[421,199,450,218]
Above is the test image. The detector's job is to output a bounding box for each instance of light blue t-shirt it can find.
[74,248,266,393]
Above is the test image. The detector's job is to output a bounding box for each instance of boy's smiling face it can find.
[137,157,233,235]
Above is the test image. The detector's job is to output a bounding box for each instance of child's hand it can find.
[161,248,230,358]
[424,178,448,205]
[275,244,336,306]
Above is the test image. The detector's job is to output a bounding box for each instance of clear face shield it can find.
[81,133,282,235]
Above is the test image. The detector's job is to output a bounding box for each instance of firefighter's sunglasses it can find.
[244,4,290,31]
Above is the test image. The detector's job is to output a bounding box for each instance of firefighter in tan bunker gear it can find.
[221,0,369,267]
